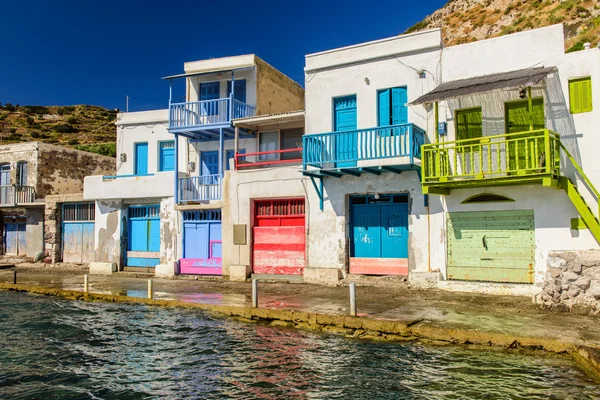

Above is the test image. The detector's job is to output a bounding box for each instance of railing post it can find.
[229,93,234,122]
[174,133,179,204]
[148,279,153,299]
[409,124,414,165]
[84,274,89,293]
[252,278,258,308]
[349,283,357,316]
[544,129,551,175]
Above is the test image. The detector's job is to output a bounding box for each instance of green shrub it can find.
[67,139,79,145]
[567,40,587,53]
[25,116,34,126]
[404,20,428,34]
[4,103,15,112]
[30,132,40,138]
[53,123,77,133]
[56,106,75,115]
[75,142,117,157]
[9,127,16,134]
[44,138,59,144]
[5,133,22,141]
[66,116,78,124]
[22,105,50,115]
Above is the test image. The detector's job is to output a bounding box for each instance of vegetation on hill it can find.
[405,0,600,52]
[0,103,117,157]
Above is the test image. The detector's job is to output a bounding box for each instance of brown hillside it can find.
[0,104,117,157]
[405,0,600,51]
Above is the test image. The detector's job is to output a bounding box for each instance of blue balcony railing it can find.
[302,123,425,170]
[178,174,221,203]
[169,94,255,130]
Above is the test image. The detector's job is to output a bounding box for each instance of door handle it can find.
[482,235,487,250]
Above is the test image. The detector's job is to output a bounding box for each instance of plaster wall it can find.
[187,68,257,107]
[84,172,183,201]
[307,171,429,276]
[0,142,38,190]
[304,36,440,138]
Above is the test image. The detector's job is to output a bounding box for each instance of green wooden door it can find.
[505,98,545,174]
[447,210,535,283]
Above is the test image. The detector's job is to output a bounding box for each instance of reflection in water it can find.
[0,291,598,399]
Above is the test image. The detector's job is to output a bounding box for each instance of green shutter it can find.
[570,77,592,114]
[456,108,482,140]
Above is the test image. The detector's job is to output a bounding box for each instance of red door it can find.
[253,199,305,275]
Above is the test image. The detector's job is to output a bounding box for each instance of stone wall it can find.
[255,57,305,116]
[44,193,84,263]
[535,251,600,314]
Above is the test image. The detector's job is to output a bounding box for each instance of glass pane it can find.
[259,131,279,161]
[281,128,303,160]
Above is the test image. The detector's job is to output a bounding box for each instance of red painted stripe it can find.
[349,258,408,276]
[253,243,305,251]
[253,265,304,275]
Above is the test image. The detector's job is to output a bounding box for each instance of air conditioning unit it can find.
[119,153,127,162]
[187,161,195,172]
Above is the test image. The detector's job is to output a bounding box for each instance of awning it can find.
[233,111,305,129]
[161,66,255,80]
[411,66,557,105]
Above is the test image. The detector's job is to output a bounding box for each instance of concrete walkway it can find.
[2,267,600,351]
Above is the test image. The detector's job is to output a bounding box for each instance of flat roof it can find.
[233,111,304,129]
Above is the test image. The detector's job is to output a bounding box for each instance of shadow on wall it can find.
[545,72,582,173]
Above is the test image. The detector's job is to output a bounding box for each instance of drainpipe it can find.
[234,125,240,170]
[434,101,439,143]
[219,127,224,199]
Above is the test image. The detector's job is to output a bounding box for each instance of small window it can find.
[259,131,279,161]
[159,141,175,172]
[462,193,514,203]
[456,107,482,141]
[16,162,27,186]
[569,77,592,114]
[281,128,303,160]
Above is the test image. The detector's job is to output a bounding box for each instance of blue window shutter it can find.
[226,150,234,171]
[135,143,148,175]
[378,89,390,127]
[201,151,219,176]
[391,87,408,125]
[200,82,220,100]
[227,80,247,103]
[159,141,175,172]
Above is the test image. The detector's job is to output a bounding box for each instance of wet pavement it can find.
[2,267,600,349]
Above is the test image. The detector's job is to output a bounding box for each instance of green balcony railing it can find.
[422,129,561,187]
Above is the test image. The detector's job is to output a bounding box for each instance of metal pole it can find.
[148,279,153,299]
[126,96,129,112]
[174,133,179,204]
[84,274,89,293]
[12,270,16,284]
[252,279,258,308]
[234,125,239,170]
[349,283,357,316]
[527,86,533,131]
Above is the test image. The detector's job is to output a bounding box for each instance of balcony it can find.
[235,148,303,170]
[83,172,179,201]
[0,185,37,207]
[169,95,255,135]
[178,174,221,203]
[302,123,425,177]
[421,129,561,194]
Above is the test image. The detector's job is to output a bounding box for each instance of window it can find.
[256,129,304,162]
[226,80,247,103]
[259,131,279,161]
[159,141,175,172]
[569,77,592,114]
[16,162,27,186]
[378,87,408,127]
[456,107,483,141]
[0,164,10,186]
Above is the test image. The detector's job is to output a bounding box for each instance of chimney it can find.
[583,42,591,50]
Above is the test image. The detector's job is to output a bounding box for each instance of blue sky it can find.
[0,0,446,111]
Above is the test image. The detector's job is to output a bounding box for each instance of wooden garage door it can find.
[447,210,535,284]
[253,199,305,275]
[62,203,95,264]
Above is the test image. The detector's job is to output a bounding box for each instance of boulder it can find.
[563,271,580,283]
[574,276,592,290]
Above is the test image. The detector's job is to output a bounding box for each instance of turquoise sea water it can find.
[0,291,598,399]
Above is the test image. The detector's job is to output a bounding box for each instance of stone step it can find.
[251,273,304,283]
[123,267,155,274]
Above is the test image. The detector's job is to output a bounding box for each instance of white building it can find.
[84,54,304,276]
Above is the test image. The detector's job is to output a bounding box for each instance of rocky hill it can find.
[0,103,117,157]
[405,0,600,52]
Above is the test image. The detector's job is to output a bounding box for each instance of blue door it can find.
[227,80,247,103]
[391,87,408,126]
[334,95,357,168]
[181,210,222,275]
[4,218,26,255]
[351,196,408,259]
[135,143,148,175]
[200,81,221,116]
[201,151,219,177]
[0,164,10,205]
[127,205,160,267]
[159,141,175,172]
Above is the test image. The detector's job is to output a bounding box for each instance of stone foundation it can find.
[303,268,341,286]
[44,193,85,264]
[535,251,600,314]
[229,264,251,282]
